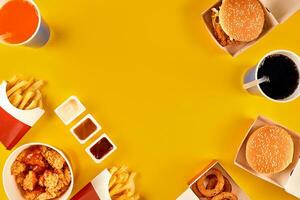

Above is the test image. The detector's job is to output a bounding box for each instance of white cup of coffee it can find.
[243,50,300,103]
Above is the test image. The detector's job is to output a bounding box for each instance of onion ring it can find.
[223,176,232,193]
[197,168,225,197]
[211,192,238,200]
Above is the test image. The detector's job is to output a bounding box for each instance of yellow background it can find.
[1,0,300,199]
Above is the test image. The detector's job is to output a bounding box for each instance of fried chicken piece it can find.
[39,170,59,189]
[16,172,26,185]
[23,187,44,200]
[23,171,38,191]
[36,191,56,200]
[11,160,26,175]
[211,8,233,47]
[43,149,65,170]
[63,167,71,186]
[22,148,46,168]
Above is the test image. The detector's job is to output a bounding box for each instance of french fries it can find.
[5,75,44,110]
[109,166,140,200]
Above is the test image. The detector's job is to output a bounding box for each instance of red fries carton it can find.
[0,81,44,150]
[71,169,112,200]
[235,116,300,198]
[202,0,300,56]
[177,160,249,200]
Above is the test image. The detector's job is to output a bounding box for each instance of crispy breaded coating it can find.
[40,170,59,189]
[16,172,26,185]
[64,167,71,186]
[11,160,26,175]
[23,171,38,191]
[23,187,44,200]
[36,191,56,200]
[211,8,233,47]
[16,149,28,161]
[43,149,65,170]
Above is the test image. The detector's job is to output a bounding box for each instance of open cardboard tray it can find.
[177,160,249,200]
[202,0,300,56]
[234,116,300,198]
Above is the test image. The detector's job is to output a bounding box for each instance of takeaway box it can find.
[234,116,300,198]
[202,0,300,56]
[0,81,44,150]
[177,160,249,200]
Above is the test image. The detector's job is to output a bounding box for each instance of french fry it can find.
[6,80,27,97]
[110,184,123,196]
[25,80,44,92]
[38,98,43,108]
[10,94,23,107]
[109,175,117,188]
[23,77,35,90]
[25,100,38,110]
[7,75,20,89]
[18,91,34,109]
[109,166,140,200]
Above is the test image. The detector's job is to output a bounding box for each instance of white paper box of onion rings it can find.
[177,160,249,200]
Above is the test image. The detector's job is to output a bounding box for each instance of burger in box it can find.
[202,0,300,56]
[0,75,45,150]
[235,116,300,198]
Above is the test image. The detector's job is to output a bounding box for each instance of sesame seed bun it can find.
[219,0,265,42]
[246,125,294,174]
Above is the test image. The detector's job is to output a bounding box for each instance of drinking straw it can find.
[0,33,11,41]
[243,76,270,90]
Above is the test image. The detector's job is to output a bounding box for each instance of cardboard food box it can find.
[234,116,300,198]
[71,169,112,200]
[202,0,300,56]
[177,160,250,200]
[0,81,44,150]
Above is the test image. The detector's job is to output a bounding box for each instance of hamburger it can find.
[211,0,265,46]
[246,125,294,175]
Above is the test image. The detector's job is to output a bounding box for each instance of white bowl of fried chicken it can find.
[3,143,74,200]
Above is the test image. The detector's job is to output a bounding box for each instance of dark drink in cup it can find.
[258,54,299,100]
[243,50,300,102]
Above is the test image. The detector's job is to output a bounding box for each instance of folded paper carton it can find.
[177,160,249,200]
[234,115,300,198]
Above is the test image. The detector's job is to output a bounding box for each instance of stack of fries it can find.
[109,166,140,200]
[6,75,44,110]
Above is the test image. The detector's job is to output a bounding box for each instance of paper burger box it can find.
[234,115,300,198]
[71,169,112,200]
[177,160,250,200]
[202,0,300,56]
[0,81,44,150]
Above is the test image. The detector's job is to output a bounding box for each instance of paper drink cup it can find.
[0,0,50,47]
[243,50,300,103]
[0,81,44,150]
